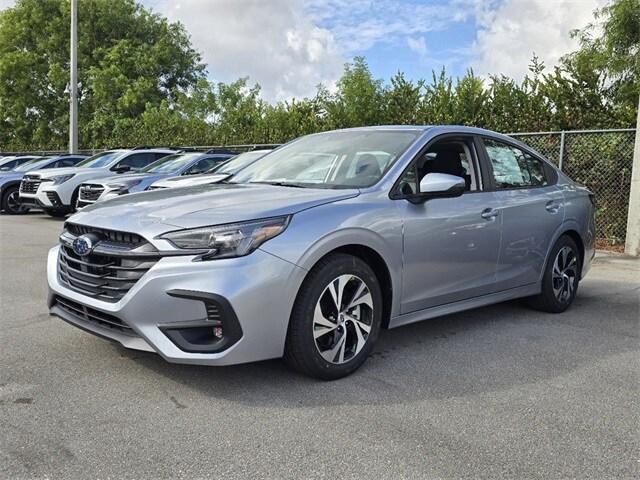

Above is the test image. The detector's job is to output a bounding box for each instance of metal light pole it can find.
[69,0,78,153]
[624,95,640,256]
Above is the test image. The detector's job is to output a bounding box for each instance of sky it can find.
[1,0,607,102]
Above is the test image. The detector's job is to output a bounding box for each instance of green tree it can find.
[418,68,455,124]
[382,72,423,124]
[323,57,384,128]
[0,0,205,149]
[562,0,639,126]
[453,69,488,126]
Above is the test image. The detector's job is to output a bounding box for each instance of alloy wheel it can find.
[552,246,577,303]
[312,274,374,364]
[6,190,27,214]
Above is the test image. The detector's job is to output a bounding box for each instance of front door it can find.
[398,136,502,314]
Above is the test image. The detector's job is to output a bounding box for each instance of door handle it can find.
[481,208,499,220]
[545,200,561,213]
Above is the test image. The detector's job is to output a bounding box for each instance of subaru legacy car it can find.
[76,152,235,208]
[19,148,175,217]
[1,154,86,214]
[148,149,272,190]
[47,126,595,380]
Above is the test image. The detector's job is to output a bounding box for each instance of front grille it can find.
[79,184,104,201]
[53,295,137,336]
[20,175,41,193]
[66,223,146,245]
[58,225,158,302]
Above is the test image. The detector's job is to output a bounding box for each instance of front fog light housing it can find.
[160,216,290,259]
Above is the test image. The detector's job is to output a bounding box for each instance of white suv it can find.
[19,148,175,217]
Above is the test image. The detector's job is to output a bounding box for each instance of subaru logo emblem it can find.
[72,234,96,256]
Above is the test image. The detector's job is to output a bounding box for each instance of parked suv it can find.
[76,151,235,208]
[47,127,595,379]
[149,149,272,190]
[19,148,175,217]
[2,155,86,214]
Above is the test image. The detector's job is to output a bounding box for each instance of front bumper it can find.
[21,184,71,209]
[47,245,307,365]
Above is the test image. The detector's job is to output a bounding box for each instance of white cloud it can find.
[305,0,470,52]
[151,0,345,102]
[469,0,607,79]
[407,36,427,56]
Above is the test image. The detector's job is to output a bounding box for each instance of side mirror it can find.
[112,165,131,173]
[408,173,466,203]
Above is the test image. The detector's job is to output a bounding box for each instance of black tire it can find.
[284,253,383,380]
[1,185,29,215]
[69,187,80,213]
[527,235,581,313]
[44,209,69,218]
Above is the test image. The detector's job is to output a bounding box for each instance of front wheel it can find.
[527,235,581,313]
[284,253,383,380]
[1,186,29,214]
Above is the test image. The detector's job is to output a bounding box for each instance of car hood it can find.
[69,183,359,232]
[86,172,157,186]
[32,166,85,178]
[152,173,229,188]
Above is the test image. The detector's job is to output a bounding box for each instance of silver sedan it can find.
[47,126,595,379]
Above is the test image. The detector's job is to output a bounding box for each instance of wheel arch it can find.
[293,240,396,330]
[0,179,22,196]
[543,223,587,280]
[325,244,394,328]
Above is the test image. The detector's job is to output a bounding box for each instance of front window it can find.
[214,151,269,174]
[232,130,420,189]
[142,153,203,174]
[76,151,125,169]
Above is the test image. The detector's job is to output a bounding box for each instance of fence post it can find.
[558,131,566,170]
[624,98,640,256]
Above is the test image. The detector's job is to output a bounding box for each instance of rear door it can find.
[479,137,564,290]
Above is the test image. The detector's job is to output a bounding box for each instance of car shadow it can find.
[121,276,638,408]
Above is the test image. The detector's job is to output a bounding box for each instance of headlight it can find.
[49,174,75,185]
[160,216,290,259]
[106,179,143,192]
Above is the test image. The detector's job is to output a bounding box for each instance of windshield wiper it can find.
[249,181,306,188]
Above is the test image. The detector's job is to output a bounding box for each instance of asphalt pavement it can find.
[1,213,638,479]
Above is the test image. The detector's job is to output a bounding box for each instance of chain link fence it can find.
[510,129,636,248]
[3,129,636,247]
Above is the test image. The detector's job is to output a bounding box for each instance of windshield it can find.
[0,157,15,168]
[142,153,202,174]
[232,130,420,188]
[13,157,52,172]
[76,151,125,169]
[213,151,270,174]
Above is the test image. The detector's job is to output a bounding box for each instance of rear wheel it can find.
[528,235,581,313]
[1,186,29,214]
[284,253,382,380]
